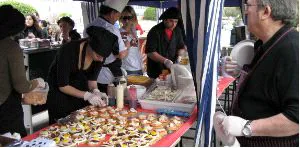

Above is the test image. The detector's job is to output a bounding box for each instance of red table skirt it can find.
[217,76,235,98]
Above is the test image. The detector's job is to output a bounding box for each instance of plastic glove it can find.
[83,92,102,106]
[92,89,108,106]
[213,111,236,146]
[164,59,173,69]
[224,56,241,77]
[34,78,46,88]
[222,115,248,136]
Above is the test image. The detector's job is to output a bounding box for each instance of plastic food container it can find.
[22,83,49,105]
[127,85,146,99]
[138,83,195,113]
[19,39,31,48]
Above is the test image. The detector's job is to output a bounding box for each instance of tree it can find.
[58,12,72,18]
[143,7,156,20]
[223,7,242,26]
[0,0,36,15]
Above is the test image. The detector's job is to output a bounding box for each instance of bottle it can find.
[107,83,116,106]
[128,85,137,109]
[181,51,189,65]
[116,84,124,109]
[119,76,127,96]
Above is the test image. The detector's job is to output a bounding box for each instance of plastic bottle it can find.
[119,76,127,89]
[116,84,124,109]
[119,75,127,97]
[107,83,116,106]
[128,85,137,109]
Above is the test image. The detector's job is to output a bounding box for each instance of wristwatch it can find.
[242,120,253,137]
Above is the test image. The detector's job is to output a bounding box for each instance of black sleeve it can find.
[56,45,73,87]
[70,30,81,41]
[145,28,159,53]
[36,29,43,38]
[86,61,102,81]
[41,29,49,39]
[277,39,299,123]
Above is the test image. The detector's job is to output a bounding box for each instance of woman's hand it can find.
[84,92,104,106]
[92,89,108,106]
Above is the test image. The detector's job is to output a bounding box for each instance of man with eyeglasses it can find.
[214,0,299,146]
[84,0,129,93]
[146,7,186,79]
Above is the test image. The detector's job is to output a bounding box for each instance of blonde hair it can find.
[120,5,138,25]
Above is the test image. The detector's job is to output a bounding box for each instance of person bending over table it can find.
[46,26,118,124]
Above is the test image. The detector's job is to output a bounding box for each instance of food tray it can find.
[141,82,181,102]
[138,83,195,113]
[173,86,197,104]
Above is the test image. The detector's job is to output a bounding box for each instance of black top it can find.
[61,29,81,44]
[23,26,43,38]
[48,39,102,88]
[145,22,185,78]
[238,26,299,123]
[41,27,49,39]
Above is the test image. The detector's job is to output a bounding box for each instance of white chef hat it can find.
[103,0,129,13]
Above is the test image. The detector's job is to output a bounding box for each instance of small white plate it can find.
[230,40,255,66]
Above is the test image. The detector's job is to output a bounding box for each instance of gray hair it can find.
[256,0,299,26]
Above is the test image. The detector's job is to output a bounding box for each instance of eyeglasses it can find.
[244,3,263,11]
[121,16,133,20]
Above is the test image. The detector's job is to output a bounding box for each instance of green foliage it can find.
[143,7,156,20]
[0,0,36,15]
[58,12,72,18]
[223,7,242,26]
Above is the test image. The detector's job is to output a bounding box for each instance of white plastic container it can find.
[138,83,196,113]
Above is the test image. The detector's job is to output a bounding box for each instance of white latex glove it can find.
[34,78,46,88]
[164,59,173,69]
[83,92,102,106]
[213,111,237,146]
[92,89,108,106]
[222,115,248,136]
[224,56,241,77]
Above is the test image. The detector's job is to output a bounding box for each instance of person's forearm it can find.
[59,85,86,99]
[147,52,166,64]
[117,49,128,59]
[251,113,299,137]
[88,81,98,91]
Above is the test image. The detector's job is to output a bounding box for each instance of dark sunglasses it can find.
[121,16,133,20]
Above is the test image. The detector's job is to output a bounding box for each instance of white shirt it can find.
[84,17,126,84]
[119,28,143,71]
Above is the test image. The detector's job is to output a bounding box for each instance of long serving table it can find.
[22,77,235,146]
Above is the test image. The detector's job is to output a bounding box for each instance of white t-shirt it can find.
[84,17,126,84]
[119,28,143,71]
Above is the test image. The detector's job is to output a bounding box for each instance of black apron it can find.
[47,43,90,124]
[0,90,27,137]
